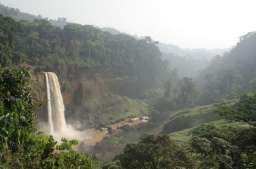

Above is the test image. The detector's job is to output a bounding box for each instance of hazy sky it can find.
[1,0,256,49]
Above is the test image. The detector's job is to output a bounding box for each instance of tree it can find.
[191,93,256,169]
[191,125,236,169]
[0,67,33,152]
[175,77,197,107]
[218,94,256,126]
[199,31,256,103]
[0,67,96,169]
[115,135,195,169]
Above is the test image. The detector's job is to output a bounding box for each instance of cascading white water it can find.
[45,72,67,134]
[45,73,54,134]
[44,72,91,142]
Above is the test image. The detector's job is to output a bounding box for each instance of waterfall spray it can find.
[44,72,91,142]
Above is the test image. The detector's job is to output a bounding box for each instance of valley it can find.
[0,2,255,169]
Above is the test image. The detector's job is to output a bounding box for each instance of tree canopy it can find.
[112,135,195,169]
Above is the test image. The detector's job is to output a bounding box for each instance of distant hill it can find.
[158,43,228,61]
[199,32,256,103]
[0,2,227,65]
[158,43,229,78]
[0,3,38,21]
[0,3,68,28]
[101,27,121,35]
[160,53,209,78]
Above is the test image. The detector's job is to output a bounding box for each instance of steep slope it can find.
[161,104,220,134]
[158,43,227,60]
[0,3,38,21]
[0,14,171,128]
[199,32,256,103]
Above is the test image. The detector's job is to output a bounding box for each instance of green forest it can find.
[0,2,256,169]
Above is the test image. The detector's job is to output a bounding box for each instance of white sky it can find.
[1,0,256,49]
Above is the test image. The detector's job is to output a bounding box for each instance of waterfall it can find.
[45,72,67,134]
[45,73,54,134]
[44,72,91,142]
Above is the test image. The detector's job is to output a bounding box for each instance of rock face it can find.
[31,71,149,129]
[31,72,47,123]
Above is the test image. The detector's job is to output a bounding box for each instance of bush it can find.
[0,67,97,169]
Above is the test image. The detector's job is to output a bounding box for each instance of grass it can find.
[92,124,159,160]
[98,96,149,126]
[93,103,222,160]
[169,119,250,144]
[169,128,192,143]
[161,103,221,134]
[92,100,245,160]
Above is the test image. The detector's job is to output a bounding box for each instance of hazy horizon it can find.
[1,0,256,49]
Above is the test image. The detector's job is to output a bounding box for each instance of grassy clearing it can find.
[161,104,220,134]
[93,100,244,160]
[169,119,250,144]
[99,96,149,126]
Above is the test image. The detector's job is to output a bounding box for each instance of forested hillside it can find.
[199,32,256,103]
[0,3,255,169]
[158,43,227,78]
[93,30,256,165]
[0,14,171,128]
[0,3,38,21]
[0,14,168,89]
[0,3,68,27]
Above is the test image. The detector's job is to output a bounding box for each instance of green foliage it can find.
[191,124,256,169]
[0,15,169,96]
[102,161,122,169]
[0,4,38,22]
[154,77,198,112]
[191,124,233,169]
[0,67,33,152]
[0,14,174,129]
[161,104,220,134]
[98,96,149,126]
[114,135,195,169]
[0,67,96,169]
[200,32,256,103]
[218,94,256,125]
[232,128,256,169]
[191,92,256,169]
[0,15,20,66]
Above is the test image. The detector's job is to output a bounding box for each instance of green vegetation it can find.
[190,94,256,169]
[0,67,96,169]
[106,135,195,169]
[199,32,256,104]
[154,77,198,112]
[98,96,149,126]
[93,103,221,160]
[0,14,168,91]
[0,4,256,169]
[103,93,256,169]
[169,120,247,144]
[0,13,172,128]
[93,124,159,160]
[161,104,220,133]
[218,94,256,125]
